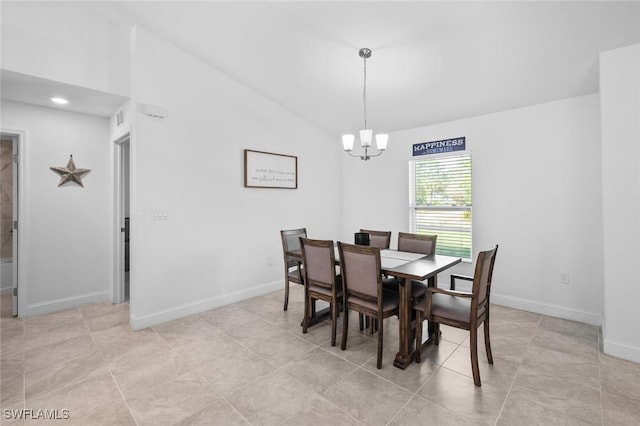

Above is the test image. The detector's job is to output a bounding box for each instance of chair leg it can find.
[302,293,310,334]
[359,314,365,331]
[377,315,384,369]
[470,326,481,387]
[433,322,440,345]
[283,278,289,311]
[341,306,349,350]
[330,302,337,347]
[484,320,493,364]
[415,312,423,363]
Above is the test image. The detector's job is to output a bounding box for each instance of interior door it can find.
[0,136,17,316]
[11,138,18,316]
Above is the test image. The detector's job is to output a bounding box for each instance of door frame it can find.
[113,132,130,304]
[1,128,26,317]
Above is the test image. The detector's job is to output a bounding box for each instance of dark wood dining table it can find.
[285,246,461,370]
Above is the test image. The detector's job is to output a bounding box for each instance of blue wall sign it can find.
[413,137,466,156]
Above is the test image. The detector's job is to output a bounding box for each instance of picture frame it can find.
[243,149,298,189]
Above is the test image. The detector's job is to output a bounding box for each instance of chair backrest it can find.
[360,229,391,249]
[337,242,382,303]
[472,245,499,308]
[280,228,307,265]
[300,238,337,291]
[397,232,437,255]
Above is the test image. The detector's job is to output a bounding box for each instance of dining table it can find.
[285,244,462,370]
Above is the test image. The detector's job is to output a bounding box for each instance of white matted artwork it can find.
[244,149,298,189]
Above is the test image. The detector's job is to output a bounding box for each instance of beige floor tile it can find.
[521,343,600,389]
[531,327,599,364]
[462,332,531,365]
[24,334,107,400]
[0,318,24,358]
[439,324,470,345]
[280,393,360,426]
[24,373,134,426]
[78,302,129,320]
[225,369,321,426]
[174,332,250,370]
[199,305,262,333]
[83,309,130,333]
[1,357,24,409]
[226,320,316,367]
[389,395,482,426]
[602,392,640,426]
[174,399,250,425]
[195,346,275,398]
[282,347,358,393]
[417,367,507,424]
[505,367,602,424]
[110,350,193,399]
[323,368,413,425]
[361,344,439,393]
[498,384,602,426]
[489,305,541,325]
[324,331,377,366]
[126,372,222,426]
[153,316,221,348]
[539,315,599,341]
[24,310,88,351]
[92,325,171,368]
[600,354,640,403]
[442,345,518,389]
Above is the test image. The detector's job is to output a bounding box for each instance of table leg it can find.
[393,277,414,369]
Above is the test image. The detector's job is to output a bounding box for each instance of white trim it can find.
[1,127,27,317]
[24,291,111,317]
[490,292,602,326]
[603,339,640,364]
[129,280,282,330]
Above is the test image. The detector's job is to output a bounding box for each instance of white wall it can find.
[1,101,114,315]
[600,43,640,363]
[128,28,342,328]
[0,2,130,96]
[343,94,604,325]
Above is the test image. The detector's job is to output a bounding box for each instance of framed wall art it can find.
[243,149,298,189]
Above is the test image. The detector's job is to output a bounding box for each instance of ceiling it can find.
[108,1,640,136]
[0,70,128,117]
[3,2,640,134]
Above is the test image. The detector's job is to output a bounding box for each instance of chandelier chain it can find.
[363,55,367,130]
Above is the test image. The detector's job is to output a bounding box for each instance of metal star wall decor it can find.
[50,155,91,187]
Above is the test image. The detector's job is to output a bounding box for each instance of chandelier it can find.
[342,48,388,161]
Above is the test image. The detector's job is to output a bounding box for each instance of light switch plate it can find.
[151,209,169,221]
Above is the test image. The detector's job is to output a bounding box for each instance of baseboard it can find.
[0,287,12,295]
[130,280,282,330]
[490,292,603,326]
[603,339,640,364]
[24,291,111,317]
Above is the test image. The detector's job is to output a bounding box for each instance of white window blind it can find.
[411,154,472,259]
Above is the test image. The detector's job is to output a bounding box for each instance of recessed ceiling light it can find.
[50,97,69,105]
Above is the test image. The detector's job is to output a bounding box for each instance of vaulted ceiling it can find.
[6,2,640,134]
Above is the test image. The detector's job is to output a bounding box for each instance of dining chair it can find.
[300,238,342,346]
[337,241,399,369]
[385,232,438,299]
[280,228,307,311]
[359,229,392,249]
[414,245,499,386]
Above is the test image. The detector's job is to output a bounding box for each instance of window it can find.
[410,154,472,260]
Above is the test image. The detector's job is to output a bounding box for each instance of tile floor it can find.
[1,287,640,425]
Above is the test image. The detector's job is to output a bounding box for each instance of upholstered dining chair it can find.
[280,228,307,311]
[300,238,342,346]
[337,242,399,369]
[359,229,392,249]
[384,232,438,300]
[414,245,499,386]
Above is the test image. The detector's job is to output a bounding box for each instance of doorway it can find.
[1,133,18,317]
[114,134,130,303]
